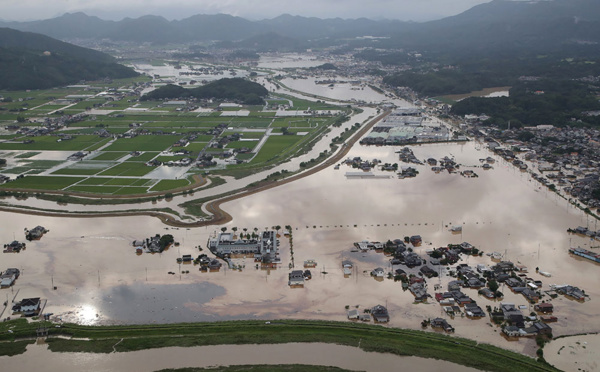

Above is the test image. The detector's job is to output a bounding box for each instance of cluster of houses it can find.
[435,288,486,318]
[0,268,20,288]
[490,303,553,338]
[342,157,381,171]
[431,156,459,174]
[397,147,422,165]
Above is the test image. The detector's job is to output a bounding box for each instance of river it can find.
[0,342,478,372]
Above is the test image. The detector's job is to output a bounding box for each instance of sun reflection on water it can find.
[78,304,99,325]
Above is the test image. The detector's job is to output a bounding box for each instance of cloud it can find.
[0,0,491,22]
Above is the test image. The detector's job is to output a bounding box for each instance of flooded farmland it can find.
[0,139,598,359]
[0,62,598,370]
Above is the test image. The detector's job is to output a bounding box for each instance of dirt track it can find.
[0,110,390,227]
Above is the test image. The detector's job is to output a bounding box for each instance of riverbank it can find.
[0,319,556,372]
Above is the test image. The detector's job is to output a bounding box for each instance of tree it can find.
[221,227,227,233]
[275,225,281,234]
[488,279,499,293]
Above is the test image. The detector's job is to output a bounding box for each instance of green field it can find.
[0,176,84,190]
[237,132,265,139]
[67,185,122,194]
[249,136,303,164]
[113,186,151,195]
[98,162,155,177]
[183,142,207,152]
[226,140,257,150]
[90,152,128,161]
[0,135,105,151]
[149,179,190,191]
[103,135,183,152]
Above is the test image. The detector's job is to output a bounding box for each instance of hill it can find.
[387,0,600,54]
[0,28,138,90]
[0,27,114,63]
[0,1,598,54]
[141,78,269,104]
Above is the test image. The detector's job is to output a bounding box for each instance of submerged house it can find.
[25,226,49,241]
[431,317,454,332]
[3,241,25,253]
[13,297,41,316]
[371,305,390,323]
[288,270,305,286]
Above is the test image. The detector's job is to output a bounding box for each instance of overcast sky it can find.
[1,0,493,22]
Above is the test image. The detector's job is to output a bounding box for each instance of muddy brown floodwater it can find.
[0,342,479,372]
[0,140,598,369]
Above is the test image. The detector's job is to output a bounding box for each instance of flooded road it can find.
[0,342,479,372]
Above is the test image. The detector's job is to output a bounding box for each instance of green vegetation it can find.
[103,135,183,152]
[0,28,138,90]
[0,320,557,372]
[0,135,106,151]
[249,136,302,164]
[98,162,155,177]
[0,176,84,190]
[450,80,600,128]
[91,152,129,161]
[308,63,338,71]
[157,366,356,372]
[141,78,269,105]
[150,179,190,191]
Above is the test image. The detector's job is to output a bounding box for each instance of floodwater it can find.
[258,53,328,69]
[1,61,599,368]
[545,333,600,371]
[282,77,391,104]
[133,63,248,84]
[0,342,479,372]
[1,139,599,357]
